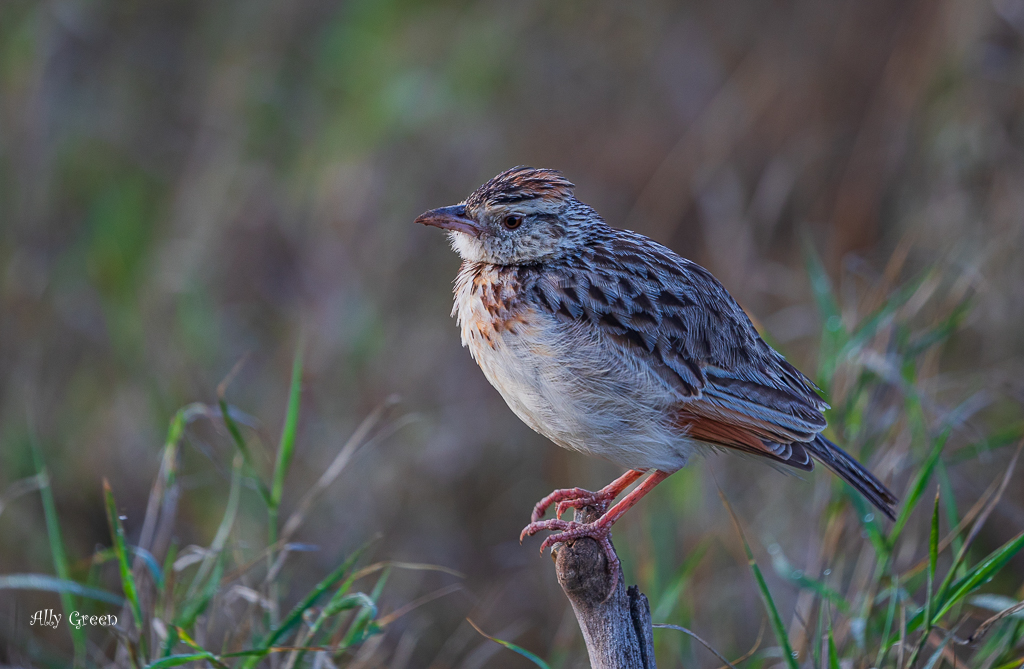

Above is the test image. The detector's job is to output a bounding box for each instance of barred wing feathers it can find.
[526,229,897,520]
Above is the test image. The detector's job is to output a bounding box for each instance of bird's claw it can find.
[556,493,609,519]
[519,518,574,545]
[519,516,621,599]
[530,487,612,522]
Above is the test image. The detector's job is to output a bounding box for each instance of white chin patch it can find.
[448,231,488,262]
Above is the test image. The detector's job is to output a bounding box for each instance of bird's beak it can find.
[414,204,482,237]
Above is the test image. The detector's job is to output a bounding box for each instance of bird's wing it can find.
[525,229,828,469]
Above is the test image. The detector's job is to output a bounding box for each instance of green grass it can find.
[2,251,1023,667]
[103,477,148,663]
[31,429,86,663]
[638,243,1024,669]
[719,484,799,669]
[0,348,438,668]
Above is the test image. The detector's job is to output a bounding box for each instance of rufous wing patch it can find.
[675,409,815,471]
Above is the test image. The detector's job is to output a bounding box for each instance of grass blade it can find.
[217,358,271,507]
[928,488,939,615]
[218,397,272,506]
[375,583,462,627]
[889,427,949,545]
[936,460,964,559]
[286,540,373,667]
[145,652,222,668]
[990,659,1024,669]
[0,476,43,521]
[897,530,1024,640]
[802,236,846,386]
[946,422,1024,465]
[905,297,971,359]
[653,623,737,669]
[166,459,241,655]
[850,494,889,558]
[103,478,147,660]
[718,486,799,669]
[239,539,367,669]
[968,594,1024,618]
[909,489,942,668]
[836,271,932,363]
[827,623,840,669]
[267,342,303,620]
[0,574,125,606]
[29,435,85,661]
[129,546,165,591]
[272,342,304,509]
[749,556,799,669]
[467,618,551,669]
[652,536,711,621]
[920,632,953,669]
[875,575,899,667]
[937,442,1022,607]
[770,545,851,615]
[933,531,1024,621]
[281,397,406,543]
[339,566,389,649]
[174,546,226,631]
[965,598,1024,644]
[184,454,241,603]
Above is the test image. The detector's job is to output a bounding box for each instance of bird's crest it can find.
[466,166,575,208]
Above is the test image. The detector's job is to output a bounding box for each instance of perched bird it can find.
[417,166,897,588]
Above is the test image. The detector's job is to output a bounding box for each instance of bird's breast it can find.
[453,263,570,437]
[453,263,539,349]
[451,262,695,471]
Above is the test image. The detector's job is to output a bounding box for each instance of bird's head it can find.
[415,166,604,265]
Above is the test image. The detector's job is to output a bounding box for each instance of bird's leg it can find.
[529,469,644,522]
[520,470,671,596]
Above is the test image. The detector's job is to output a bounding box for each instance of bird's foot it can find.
[519,516,620,597]
[529,487,613,523]
[520,471,666,602]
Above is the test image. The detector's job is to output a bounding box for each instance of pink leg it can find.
[530,469,644,522]
[520,470,671,598]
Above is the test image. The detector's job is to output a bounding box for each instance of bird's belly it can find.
[462,305,696,472]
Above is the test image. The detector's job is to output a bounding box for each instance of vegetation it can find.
[2,0,1024,665]
[1,346,460,667]
[629,245,1024,669]
[1,245,1022,668]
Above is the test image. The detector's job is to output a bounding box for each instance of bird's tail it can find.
[805,435,898,521]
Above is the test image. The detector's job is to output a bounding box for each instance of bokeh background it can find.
[2,0,1023,666]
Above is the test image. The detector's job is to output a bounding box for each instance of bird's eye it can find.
[503,215,523,230]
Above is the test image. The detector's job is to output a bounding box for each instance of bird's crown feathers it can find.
[466,166,575,208]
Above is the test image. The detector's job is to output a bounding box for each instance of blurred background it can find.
[2,0,1023,666]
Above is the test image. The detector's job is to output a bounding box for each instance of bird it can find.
[416,166,898,591]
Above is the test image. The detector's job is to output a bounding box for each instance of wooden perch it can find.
[552,505,657,669]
